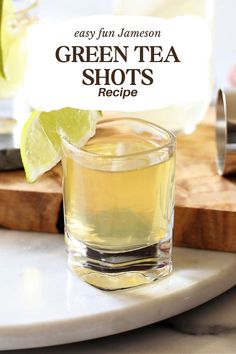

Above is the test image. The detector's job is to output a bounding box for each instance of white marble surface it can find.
[0,229,236,350]
[2,287,236,354]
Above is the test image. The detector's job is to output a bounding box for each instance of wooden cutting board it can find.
[0,109,236,252]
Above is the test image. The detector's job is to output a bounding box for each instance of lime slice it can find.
[20,108,101,183]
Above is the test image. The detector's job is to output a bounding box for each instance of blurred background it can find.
[37,0,236,90]
[1,0,235,140]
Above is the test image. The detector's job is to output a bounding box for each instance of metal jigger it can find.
[216,88,236,176]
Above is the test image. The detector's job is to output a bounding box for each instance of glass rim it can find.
[14,0,38,15]
[61,117,176,160]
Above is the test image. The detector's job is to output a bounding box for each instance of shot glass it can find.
[61,118,176,290]
[0,0,38,134]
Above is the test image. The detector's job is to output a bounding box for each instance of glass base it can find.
[0,92,31,135]
[66,232,172,290]
[0,98,16,134]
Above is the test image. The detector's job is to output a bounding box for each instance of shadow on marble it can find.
[166,286,236,335]
[2,323,236,354]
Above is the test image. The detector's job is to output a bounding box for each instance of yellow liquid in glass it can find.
[63,120,175,289]
[63,128,175,252]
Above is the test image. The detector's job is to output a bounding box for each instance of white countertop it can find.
[2,286,236,354]
[1,230,236,351]
[1,228,235,353]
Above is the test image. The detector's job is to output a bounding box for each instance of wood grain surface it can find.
[0,109,235,252]
[174,110,236,252]
[0,166,63,233]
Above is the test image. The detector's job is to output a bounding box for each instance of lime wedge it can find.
[20,108,101,183]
